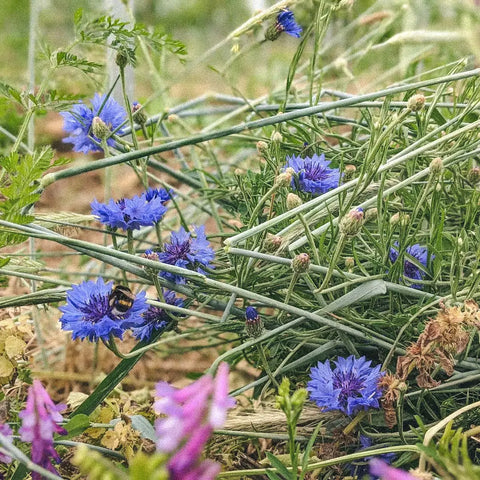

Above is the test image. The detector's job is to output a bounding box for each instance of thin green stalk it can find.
[40,68,480,190]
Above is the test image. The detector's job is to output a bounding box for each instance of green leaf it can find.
[63,414,91,439]
[265,452,293,480]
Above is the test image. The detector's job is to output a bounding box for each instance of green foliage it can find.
[73,9,186,68]
[420,422,480,479]
[0,147,65,246]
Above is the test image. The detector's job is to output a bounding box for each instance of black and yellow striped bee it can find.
[108,285,135,317]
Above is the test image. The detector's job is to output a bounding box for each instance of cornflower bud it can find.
[91,116,111,141]
[343,164,356,181]
[132,102,147,125]
[292,253,310,273]
[256,141,268,155]
[407,93,425,112]
[275,167,294,187]
[286,192,302,210]
[365,207,378,222]
[339,207,364,236]
[468,166,480,184]
[245,306,264,338]
[264,233,282,252]
[345,256,355,270]
[115,50,129,68]
[429,157,443,175]
[271,131,283,143]
[390,212,410,227]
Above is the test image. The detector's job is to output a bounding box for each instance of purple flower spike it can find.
[59,278,148,342]
[154,363,235,480]
[0,423,13,464]
[370,459,418,480]
[283,153,341,195]
[307,355,384,416]
[18,380,67,479]
[91,192,167,231]
[389,242,433,289]
[61,93,126,153]
[158,225,215,284]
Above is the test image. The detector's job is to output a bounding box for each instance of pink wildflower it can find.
[18,380,67,479]
[154,363,235,480]
[370,459,418,480]
[0,423,13,464]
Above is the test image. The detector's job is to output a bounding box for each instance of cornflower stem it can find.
[343,410,368,436]
[40,67,480,190]
[257,344,279,389]
[110,230,128,284]
[418,399,480,471]
[126,230,135,255]
[247,183,282,230]
[216,445,420,479]
[278,271,301,323]
[316,233,347,292]
[296,212,320,265]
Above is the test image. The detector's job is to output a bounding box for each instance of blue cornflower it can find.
[283,153,341,195]
[132,289,184,341]
[389,243,433,289]
[91,193,167,231]
[307,355,384,416]
[61,93,127,154]
[276,9,302,38]
[157,225,215,284]
[59,278,148,342]
[143,187,173,205]
[349,435,396,480]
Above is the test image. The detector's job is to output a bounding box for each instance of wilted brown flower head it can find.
[395,300,480,389]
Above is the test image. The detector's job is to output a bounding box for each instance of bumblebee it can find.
[109,285,135,317]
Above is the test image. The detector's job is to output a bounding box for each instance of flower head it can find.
[61,93,126,153]
[157,226,215,284]
[276,9,303,37]
[154,363,236,480]
[307,355,384,415]
[283,153,341,195]
[389,243,433,289]
[369,459,418,480]
[0,423,13,464]
[132,289,184,341]
[143,187,174,205]
[59,278,148,342]
[19,380,67,480]
[245,306,264,338]
[91,193,167,231]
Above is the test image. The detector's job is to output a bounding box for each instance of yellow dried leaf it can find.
[5,336,26,358]
[66,391,89,410]
[0,356,14,378]
[101,430,119,450]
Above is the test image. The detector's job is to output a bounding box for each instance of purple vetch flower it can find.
[91,192,168,231]
[59,278,148,342]
[369,459,418,480]
[157,225,215,284]
[283,153,341,195]
[61,93,126,153]
[276,9,303,37]
[349,436,396,480]
[132,289,185,341]
[307,355,384,416]
[18,380,67,480]
[0,423,13,464]
[154,363,235,480]
[389,243,433,289]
